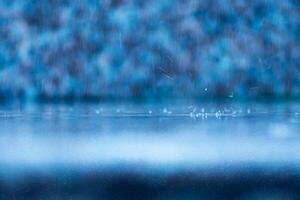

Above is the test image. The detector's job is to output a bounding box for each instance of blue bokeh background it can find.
[0,0,299,100]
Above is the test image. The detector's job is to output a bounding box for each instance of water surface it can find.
[0,101,300,199]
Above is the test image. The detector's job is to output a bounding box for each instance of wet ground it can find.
[0,101,300,199]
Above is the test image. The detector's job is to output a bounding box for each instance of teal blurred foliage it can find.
[0,0,299,100]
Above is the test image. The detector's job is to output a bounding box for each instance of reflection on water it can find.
[0,101,300,199]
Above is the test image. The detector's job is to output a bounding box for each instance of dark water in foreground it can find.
[1,101,300,199]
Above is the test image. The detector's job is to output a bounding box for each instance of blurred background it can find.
[0,0,299,100]
[1,0,300,200]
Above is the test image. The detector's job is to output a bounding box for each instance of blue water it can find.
[0,101,300,199]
